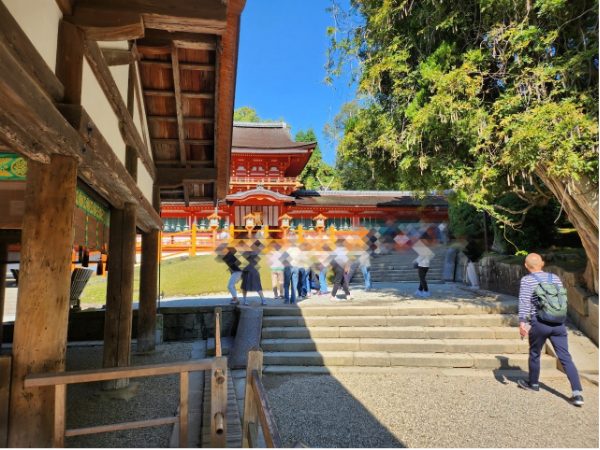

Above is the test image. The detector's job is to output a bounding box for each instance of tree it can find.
[296,129,340,190]
[233,106,261,122]
[328,0,599,291]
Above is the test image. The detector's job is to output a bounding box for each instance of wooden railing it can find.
[214,307,222,358]
[242,349,282,448]
[24,357,228,448]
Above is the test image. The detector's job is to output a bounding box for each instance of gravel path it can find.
[264,372,599,448]
[65,342,194,448]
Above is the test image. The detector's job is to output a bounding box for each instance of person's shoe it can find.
[242,301,249,306]
[570,395,584,407]
[421,291,431,298]
[230,299,239,305]
[517,379,540,391]
[414,290,423,297]
[346,295,353,301]
[330,296,341,302]
[261,301,267,306]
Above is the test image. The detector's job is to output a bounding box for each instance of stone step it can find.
[261,338,530,354]
[262,326,518,340]
[262,303,517,317]
[262,314,519,328]
[262,351,555,369]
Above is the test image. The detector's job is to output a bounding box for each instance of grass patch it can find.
[80,254,273,305]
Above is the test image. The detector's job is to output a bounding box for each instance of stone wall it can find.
[477,256,599,345]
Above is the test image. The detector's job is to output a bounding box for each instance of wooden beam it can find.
[103,203,137,390]
[152,138,213,146]
[0,1,64,101]
[59,104,161,232]
[0,243,6,348]
[65,11,145,41]
[101,48,137,66]
[56,20,85,109]
[148,116,214,124]
[139,60,215,71]
[55,0,73,16]
[183,183,190,206]
[82,38,156,180]
[171,45,187,167]
[138,29,217,51]
[215,0,245,199]
[144,90,215,99]
[8,155,78,447]
[157,167,217,186]
[72,0,227,35]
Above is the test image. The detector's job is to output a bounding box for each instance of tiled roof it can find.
[292,190,448,207]
[232,122,316,150]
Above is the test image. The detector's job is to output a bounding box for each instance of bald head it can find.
[525,253,544,272]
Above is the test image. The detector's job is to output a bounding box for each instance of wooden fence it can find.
[242,349,282,448]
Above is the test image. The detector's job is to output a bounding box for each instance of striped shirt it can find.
[518,271,563,323]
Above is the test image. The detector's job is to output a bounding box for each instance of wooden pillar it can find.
[8,155,78,447]
[103,203,137,389]
[0,243,7,347]
[137,229,159,353]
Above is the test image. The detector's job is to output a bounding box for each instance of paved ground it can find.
[264,371,599,448]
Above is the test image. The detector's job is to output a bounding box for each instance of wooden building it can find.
[0,0,245,446]
[161,122,449,235]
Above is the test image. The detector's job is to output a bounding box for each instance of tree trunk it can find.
[536,168,598,293]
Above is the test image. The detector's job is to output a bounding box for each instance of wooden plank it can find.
[65,12,145,41]
[53,385,66,447]
[138,30,217,51]
[131,46,150,151]
[72,0,227,35]
[82,38,155,180]
[0,356,11,447]
[137,229,159,353]
[171,45,187,167]
[214,307,222,358]
[65,417,177,437]
[144,90,215,99]
[102,48,137,66]
[157,168,217,187]
[251,370,282,448]
[25,359,215,387]
[125,56,138,181]
[179,371,189,448]
[58,105,161,232]
[8,155,78,447]
[0,244,6,347]
[0,2,64,101]
[210,357,228,448]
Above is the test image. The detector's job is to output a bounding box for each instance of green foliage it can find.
[448,202,484,239]
[296,129,341,190]
[234,106,261,122]
[327,0,598,243]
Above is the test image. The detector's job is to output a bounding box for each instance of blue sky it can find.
[234,0,356,165]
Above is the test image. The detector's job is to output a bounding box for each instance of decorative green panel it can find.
[75,189,110,226]
[0,153,27,180]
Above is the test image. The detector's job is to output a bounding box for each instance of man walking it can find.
[517,253,584,407]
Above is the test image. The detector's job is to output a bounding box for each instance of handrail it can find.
[24,357,227,448]
[214,307,222,358]
[242,349,282,448]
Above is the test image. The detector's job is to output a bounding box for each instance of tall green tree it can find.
[328,0,599,290]
[233,106,262,122]
[296,129,340,190]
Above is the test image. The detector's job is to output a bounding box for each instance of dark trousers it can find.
[297,268,308,297]
[528,318,582,391]
[331,264,350,297]
[418,266,429,292]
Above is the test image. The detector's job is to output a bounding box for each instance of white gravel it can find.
[264,372,599,448]
[65,342,193,448]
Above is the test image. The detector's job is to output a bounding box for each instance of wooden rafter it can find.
[54,0,73,16]
[82,38,156,180]
[101,48,137,66]
[144,90,215,99]
[139,60,215,71]
[138,29,217,50]
[157,168,217,187]
[152,138,213,146]
[170,45,187,167]
[147,116,214,124]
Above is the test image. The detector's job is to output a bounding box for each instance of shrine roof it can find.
[292,190,449,207]
[232,122,316,151]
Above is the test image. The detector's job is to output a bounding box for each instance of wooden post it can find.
[8,155,78,447]
[179,371,189,448]
[137,229,159,353]
[0,243,7,347]
[242,349,263,448]
[103,203,137,389]
[0,355,11,446]
[189,222,197,257]
[210,356,228,448]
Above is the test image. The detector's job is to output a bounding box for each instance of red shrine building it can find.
[160,122,449,235]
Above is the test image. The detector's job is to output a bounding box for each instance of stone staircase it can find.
[260,300,557,373]
[350,246,447,284]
